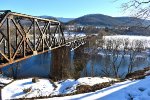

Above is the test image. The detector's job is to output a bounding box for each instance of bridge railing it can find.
[0,10,65,67]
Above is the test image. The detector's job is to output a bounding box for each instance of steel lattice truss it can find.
[0,10,86,68]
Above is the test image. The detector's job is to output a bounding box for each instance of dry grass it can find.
[23,87,32,93]
[125,66,150,80]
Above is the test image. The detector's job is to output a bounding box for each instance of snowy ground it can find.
[46,76,150,100]
[0,74,13,87]
[1,68,150,100]
[1,72,150,100]
[103,35,150,49]
[64,32,86,40]
[2,75,150,100]
[104,35,150,43]
[1,77,116,100]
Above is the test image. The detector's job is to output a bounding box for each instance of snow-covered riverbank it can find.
[48,76,150,100]
[103,35,150,49]
[1,77,116,99]
[2,75,150,100]
[1,68,150,100]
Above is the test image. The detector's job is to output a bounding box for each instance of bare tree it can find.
[111,39,124,77]
[100,37,147,78]
[127,39,145,73]
[100,38,113,77]
[122,0,150,20]
[100,38,127,78]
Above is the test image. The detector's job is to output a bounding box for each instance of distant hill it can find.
[38,14,150,27]
[56,17,75,23]
[39,16,74,23]
[39,16,58,21]
[67,14,150,26]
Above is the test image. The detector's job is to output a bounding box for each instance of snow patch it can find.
[46,76,150,100]
[2,78,54,99]
[1,77,116,99]
[103,35,150,49]
[77,77,116,86]
[0,74,13,84]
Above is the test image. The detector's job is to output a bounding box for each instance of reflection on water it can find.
[2,52,51,79]
[82,53,150,78]
[1,46,150,80]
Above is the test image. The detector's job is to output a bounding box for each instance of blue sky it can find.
[0,0,127,18]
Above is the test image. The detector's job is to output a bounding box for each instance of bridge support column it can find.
[50,46,71,80]
[73,43,89,79]
[74,43,86,55]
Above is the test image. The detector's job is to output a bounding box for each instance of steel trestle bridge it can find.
[0,10,86,68]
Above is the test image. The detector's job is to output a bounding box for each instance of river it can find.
[1,46,150,80]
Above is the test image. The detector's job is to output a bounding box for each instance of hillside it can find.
[39,16,74,23]
[56,17,75,23]
[67,14,150,26]
[39,15,58,21]
[38,14,150,27]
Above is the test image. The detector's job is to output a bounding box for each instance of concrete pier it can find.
[50,46,71,80]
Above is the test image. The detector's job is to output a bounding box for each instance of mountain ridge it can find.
[39,16,75,23]
[66,14,150,26]
[39,14,150,26]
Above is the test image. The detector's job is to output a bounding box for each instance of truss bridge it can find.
[0,10,86,68]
